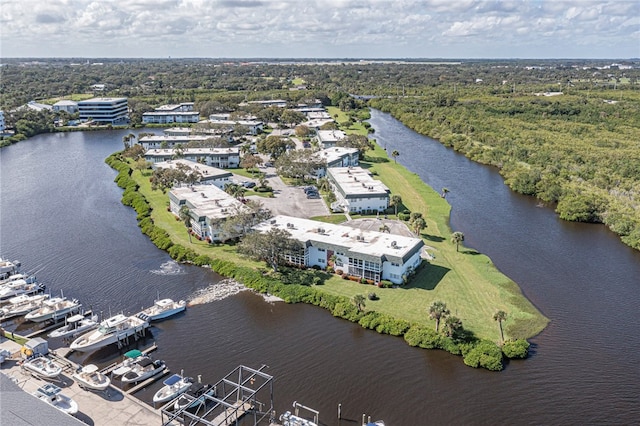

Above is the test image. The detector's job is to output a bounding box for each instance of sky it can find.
[1,0,638,59]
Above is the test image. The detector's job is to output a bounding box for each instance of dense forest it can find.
[1,58,639,249]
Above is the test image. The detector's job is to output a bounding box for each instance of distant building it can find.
[316,147,360,170]
[316,130,346,148]
[142,103,199,124]
[144,147,241,169]
[0,111,5,133]
[24,101,53,112]
[327,167,390,214]
[139,135,212,150]
[245,99,288,108]
[252,215,424,284]
[205,117,264,135]
[52,100,78,114]
[77,97,128,124]
[152,159,233,189]
[169,184,251,242]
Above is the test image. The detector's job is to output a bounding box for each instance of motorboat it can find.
[32,383,78,415]
[152,373,193,404]
[25,296,81,322]
[0,258,21,281]
[0,294,49,319]
[173,377,215,411]
[0,273,29,286]
[72,364,111,391]
[48,313,99,339]
[0,278,44,301]
[69,314,148,352]
[21,355,62,379]
[137,298,186,322]
[280,411,319,426]
[121,357,166,384]
[111,349,147,377]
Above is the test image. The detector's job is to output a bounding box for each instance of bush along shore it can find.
[106,150,540,371]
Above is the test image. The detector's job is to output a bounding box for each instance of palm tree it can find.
[444,315,463,338]
[379,224,390,233]
[352,294,366,312]
[451,231,464,252]
[391,150,399,163]
[428,301,450,333]
[441,188,450,199]
[390,194,402,216]
[494,310,507,342]
[412,217,426,236]
[179,205,192,243]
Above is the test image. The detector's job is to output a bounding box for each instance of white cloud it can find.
[0,0,638,58]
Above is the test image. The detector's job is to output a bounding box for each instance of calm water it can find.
[1,117,639,425]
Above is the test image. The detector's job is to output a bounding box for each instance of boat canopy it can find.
[124,349,142,359]
[163,374,182,386]
[137,357,154,368]
[66,314,85,323]
[82,364,99,374]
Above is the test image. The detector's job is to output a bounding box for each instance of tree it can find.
[493,310,507,343]
[237,228,303,272]
[429,301,450,333]
[451,231,465,252]
[390,194,402,216]
[338,134,373,153]
[391,150,400,163]
[280,109,306,128]
[257,135,295,160]
[441,188,450,199]
[275,150,326,180]
[240,153,263,175]
[179,205,192,243]
[411,216,427,236]
[352,294,366,312]
[379,224,390,233]
[444,315,463,338]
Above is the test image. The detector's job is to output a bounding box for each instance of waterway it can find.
[1,117,638,425]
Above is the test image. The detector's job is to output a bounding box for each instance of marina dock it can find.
[0,338,162,425]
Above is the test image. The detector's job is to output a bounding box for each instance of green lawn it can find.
[132,147,548,341]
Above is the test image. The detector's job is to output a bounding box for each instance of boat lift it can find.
[160,364,274,426]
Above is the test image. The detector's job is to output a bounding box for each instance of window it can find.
[318,258,325,263]
[318,248,326,252]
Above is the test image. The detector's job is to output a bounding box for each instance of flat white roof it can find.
[170,185,249,220]
[139,135,212,142]
[145,147,240,156]
[317,130,346,142]
[154,159,233,179]
[328,167,389,197]
[78,97,127,103]
[53,100,78,106]
[143,111,199,116]
[203,119,263,126]
[254,215,423,262]
[316,147,359,164]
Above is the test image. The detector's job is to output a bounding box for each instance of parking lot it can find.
[243,166,330,218]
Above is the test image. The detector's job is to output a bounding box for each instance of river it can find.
[1,115,638,425]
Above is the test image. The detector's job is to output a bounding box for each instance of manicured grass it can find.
[316,144,549,340]
[132,147,548,341]
[291,78,305,85]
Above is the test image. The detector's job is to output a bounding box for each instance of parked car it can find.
[306,191,320,199]
[304,186,317,194]
[243,181,256,188]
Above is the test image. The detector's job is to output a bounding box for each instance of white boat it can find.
[111,349,147,377]
[0,294,49,319]
[25,296,81,322]
[0,278,44,301]
[48,313,99,339]
[0,273,29,287]
[22,355,62,379]
[32,383,79,415]
[152,373,193,403]
[137,298,186,322]
[173,378,215,411]
[280,411,319,426]
[72,364,111,391]
[121,357,166,384]
[69,314,148,352]
[0,258,21,281]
